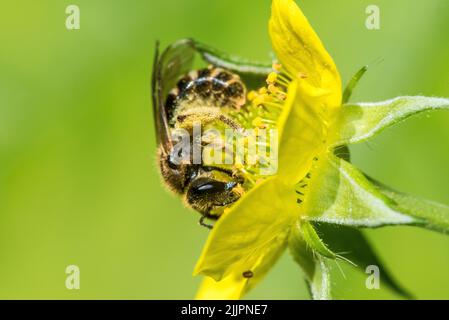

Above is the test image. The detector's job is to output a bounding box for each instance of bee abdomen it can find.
[165,67,246,123]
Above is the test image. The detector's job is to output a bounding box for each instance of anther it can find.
[267,72,278,84]
[272,63,282,71]
[276,92,287,101]
[268,84,279,94]
[247,90,257,102]
[252,96,263,106]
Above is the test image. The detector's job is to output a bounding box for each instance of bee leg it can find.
[199,215,214,230]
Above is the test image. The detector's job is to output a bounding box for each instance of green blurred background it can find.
[0,0,448,299]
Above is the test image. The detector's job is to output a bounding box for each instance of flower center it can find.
[226,64,317,192]
[247,63,295,112]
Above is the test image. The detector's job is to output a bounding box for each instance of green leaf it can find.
[333,96,449,146]
[314,222,413,298]
[369,178,449,234]
[288,224,332,300]
[303,154,418,227]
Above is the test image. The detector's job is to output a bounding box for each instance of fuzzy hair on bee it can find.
[152,41,248,229]
[165,66,246,124]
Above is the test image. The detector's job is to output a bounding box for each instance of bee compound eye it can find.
[191,179,237,195]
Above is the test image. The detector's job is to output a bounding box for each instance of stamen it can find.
[252,117,267,128]
[267,84,279,93]
[266,72,278,84]
[252,96,265,107]
[247,90,257,102]
[275,79,290,88]
[281,68,295,81]
[245,62,304,133]
[260,118,276,124]
[275,92,287,101]
[262,101,283,109]
[272,63,282,71]
[267,84,287,101]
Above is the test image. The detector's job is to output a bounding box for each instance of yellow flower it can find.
[194,0,342,299]
[191,0,449,299]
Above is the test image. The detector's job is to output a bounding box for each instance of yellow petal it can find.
[194,177,295,281]
[196,274,246,300]
[269,0,342,109]
[277,81,327,185]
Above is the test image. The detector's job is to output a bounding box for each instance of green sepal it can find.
[369,177,449,234]
[290,220,413,299]
[334,96,449,146]
[334,145,351,162]
[288,223,332,300]
[303,154,417,227]
[342,65,368,104]
[309,256,332,300]
[314,222,413,299]
[299,221,337,260]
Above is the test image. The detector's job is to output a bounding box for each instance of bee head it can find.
[158,145,243,217]
[186,169,243,217]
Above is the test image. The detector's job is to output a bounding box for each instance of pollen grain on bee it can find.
[169,122,279,176]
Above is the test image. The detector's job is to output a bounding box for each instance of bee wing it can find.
[192,40,271,88]
[152,39,196,151]
[193,40,272,75]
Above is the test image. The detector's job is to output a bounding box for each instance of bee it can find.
[152,41,248,229]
